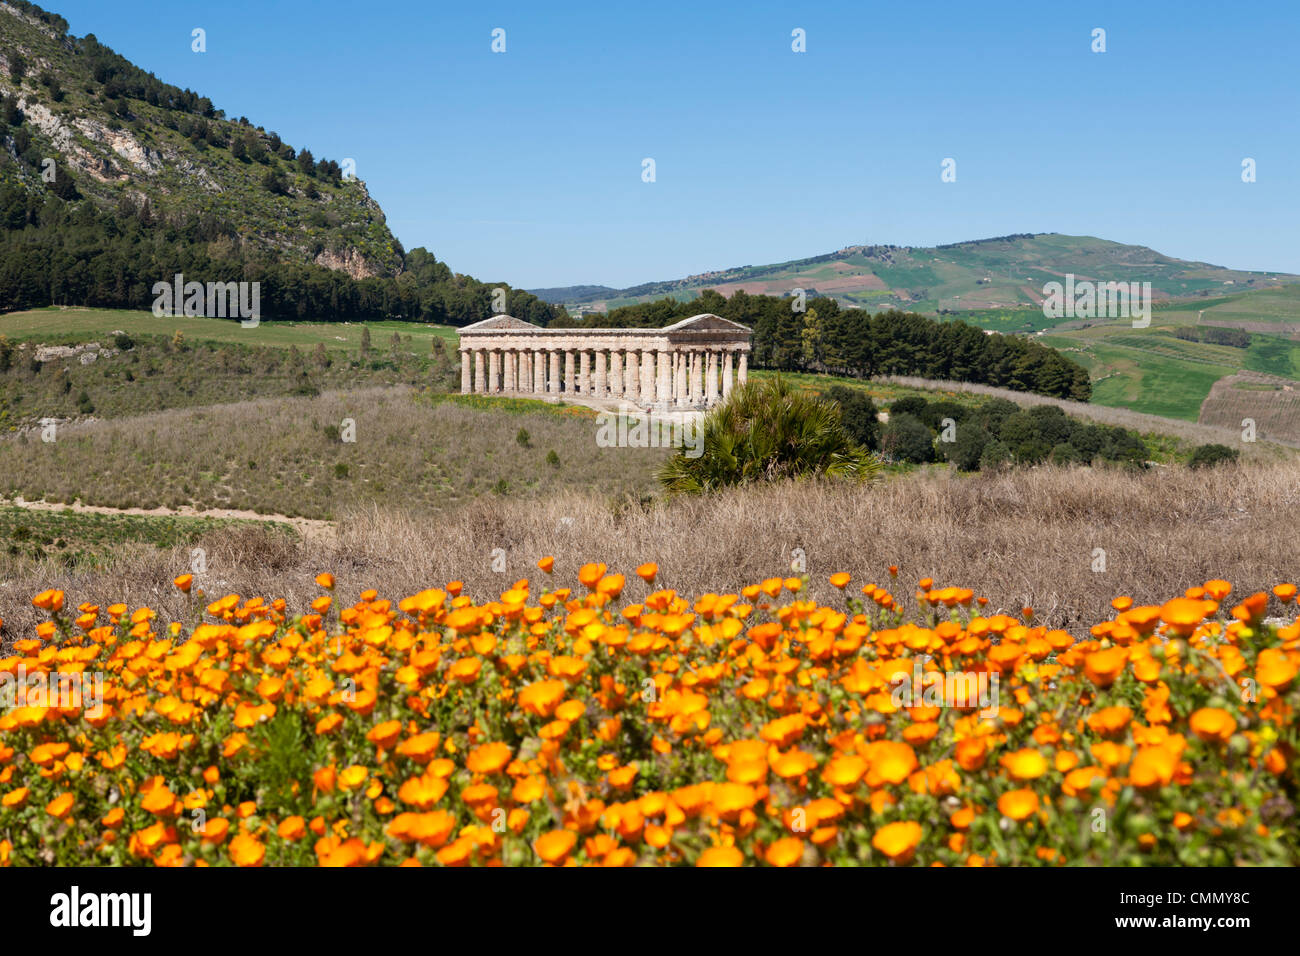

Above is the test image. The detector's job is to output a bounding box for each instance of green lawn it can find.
[0,307,460,352]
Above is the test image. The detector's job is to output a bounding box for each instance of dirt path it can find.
[0,496,335,541]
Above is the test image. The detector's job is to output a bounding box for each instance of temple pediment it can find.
[661,313,753,333]
[459,314,541,333]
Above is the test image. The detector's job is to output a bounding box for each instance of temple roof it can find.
[459,314,541,332]
[459,312,752,335]
[661,313,753,333]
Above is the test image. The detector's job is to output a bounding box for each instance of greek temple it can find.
[457,313,753,408]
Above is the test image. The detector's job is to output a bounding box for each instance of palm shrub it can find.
[658,376,881,493]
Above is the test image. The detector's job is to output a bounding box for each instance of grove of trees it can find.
[580,289,1091,401]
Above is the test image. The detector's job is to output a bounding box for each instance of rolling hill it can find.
[532,233,1299,316]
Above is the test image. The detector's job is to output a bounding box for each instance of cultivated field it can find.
[1199,371,1300,445]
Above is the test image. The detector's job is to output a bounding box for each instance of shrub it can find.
[1189,443,1241,469]
[1012,438,1052,465]
[113,332,135,351]
[546,449,560,468]
[1027,404,1073,446]
[826,385,880,451]
[889,396,928,419]
[658,376,880,493]
[1104,430,1150,467]
[975,397,1020,432]
[918,399,967,433]
[941,424,989,472]
[333,463,349,479]
[880,413,935,464]
[1049,442,1084,465]
[516,428,531,448]
[979,438,1013,470]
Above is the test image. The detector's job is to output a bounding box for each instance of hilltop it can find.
[533,233,1299,315]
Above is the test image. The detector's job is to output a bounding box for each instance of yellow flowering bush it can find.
[1,568,1296,866]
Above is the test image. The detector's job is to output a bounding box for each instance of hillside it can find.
[0,0,398,276]
[534,233,1299,315]
[0,1,560,326]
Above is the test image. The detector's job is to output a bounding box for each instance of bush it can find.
[1104,430,1150,467]
[658,376,880,493]
[979,438,1013,471]
[546,449,560,468]
[1027,404,1073,446]
[941,424,988,472]
[112,332,135,351]
[918,399,967,433]
[1049,442,1084,465]
[881,413,935,464]
[1012,438,1052,465]
[1188,443,1240,469]
[827,385,880,451]
[516,428,531,448]
[889,396,928,419]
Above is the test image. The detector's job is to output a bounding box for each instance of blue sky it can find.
[45,0,1300,288]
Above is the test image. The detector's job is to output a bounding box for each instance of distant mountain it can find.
[532,234,1299,315]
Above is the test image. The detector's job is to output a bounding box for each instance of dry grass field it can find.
[4,460,1296,636]
[0,386,667,519]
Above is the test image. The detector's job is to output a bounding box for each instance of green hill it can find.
[0,1,398,275]
[0,1,560,327]
[534,233,1298,315]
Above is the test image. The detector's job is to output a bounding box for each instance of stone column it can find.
[549,350,561,395]
[642,350,655,403]
[519,347,531,393]
[722,350,734,397]
[609,350,622,400]
[460,351,471,394]
[534,350,545,394]
[507,349,519,392]
[488,349,500,392]
[656,349,671,404]
[676,351,689,406]
[738,352,748,385]
[624,350,639,403]
[474,349,485,393]
[706,351,719,404]
[579,350,591,395]
[593,349,607,399]
[564,350,576,394]
[690,350,702,404]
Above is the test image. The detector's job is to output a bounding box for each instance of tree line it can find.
[0,184,562,326]
[569,289,1091,400]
